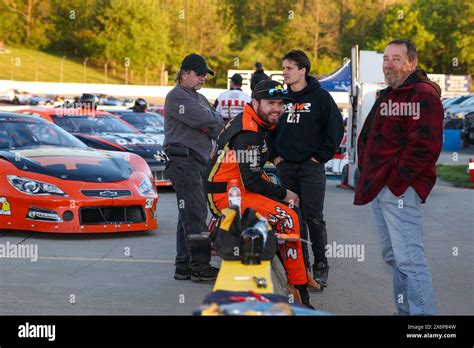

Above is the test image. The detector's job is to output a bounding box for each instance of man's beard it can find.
[256,104,279,126]
[384,70,401,88]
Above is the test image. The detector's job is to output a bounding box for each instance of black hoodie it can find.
[268,76,344,163]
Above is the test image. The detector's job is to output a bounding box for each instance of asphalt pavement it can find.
[0,174,472,315]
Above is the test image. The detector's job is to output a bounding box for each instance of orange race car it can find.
[16,107,171,187]
[0,112,158,233]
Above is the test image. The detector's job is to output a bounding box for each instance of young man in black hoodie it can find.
[268,50,344,289]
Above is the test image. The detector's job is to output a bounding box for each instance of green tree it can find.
[0,0,51,48]
[48,0,104,57]
[338,0,402,55]
[163,0,234,87]
[283,0,342,75]
[225,0,293,72]
[91,0,170,84]
[415,0,473,74]
[366,3,435,67]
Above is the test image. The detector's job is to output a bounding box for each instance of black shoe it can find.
[294,284,315,310]
[174,265,191,280]
[191,265,219,283]
[313,262,329,288]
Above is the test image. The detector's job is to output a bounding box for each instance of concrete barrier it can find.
[0,79,226,101]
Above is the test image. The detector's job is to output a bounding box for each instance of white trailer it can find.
[341,46,386,187]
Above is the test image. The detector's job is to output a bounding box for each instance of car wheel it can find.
[341,164,349,185]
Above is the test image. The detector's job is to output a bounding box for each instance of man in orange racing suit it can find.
[206,80,316,308]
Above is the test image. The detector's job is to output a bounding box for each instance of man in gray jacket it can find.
[164,53,225,282]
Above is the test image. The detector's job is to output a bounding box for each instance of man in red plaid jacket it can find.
[354,39,443,315]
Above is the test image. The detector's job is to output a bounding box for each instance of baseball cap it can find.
[252,80,292,101]
[229,73,243,85]
[180,53,214,76]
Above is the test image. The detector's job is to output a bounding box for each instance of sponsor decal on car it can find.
[154,150,169,162]
[145,198,154,209]
[0,197,11,215]
[115,138,161,146]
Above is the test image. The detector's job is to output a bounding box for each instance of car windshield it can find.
[119,112,164,134]
[446,96,471,106]
[459,97,474,106]
[51,115,138,134]
[0,117,87,149]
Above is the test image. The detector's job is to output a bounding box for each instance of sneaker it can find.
[174,265,191,280]
[313,262,329,288]
[306,268,323,292]
[191,265,219,283]
[294,284,315,310]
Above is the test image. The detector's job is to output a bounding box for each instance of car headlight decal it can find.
[138,177,155,196]
[7,175,66,196]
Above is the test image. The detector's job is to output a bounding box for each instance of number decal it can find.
[287,113,300,124]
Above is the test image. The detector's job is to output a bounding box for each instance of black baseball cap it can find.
[229,73,243,85]
[252,80,292,101]
[180,53,214,76]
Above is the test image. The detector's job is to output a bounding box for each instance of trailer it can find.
[341,46,386,188]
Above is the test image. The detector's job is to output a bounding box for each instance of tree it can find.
[91,0,170,84]
[366,3,435,70]
[338,0,412,58]
[1,0,51,48]
[163,0,234,86]
[283,0,342,75]
[48,0,104,57]
[415,0,473,74]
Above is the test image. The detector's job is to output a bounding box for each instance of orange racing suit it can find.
[206,104,308,286]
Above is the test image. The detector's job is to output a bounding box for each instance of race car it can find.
[106,109,164,135]
[16,107,171,187]
[0,112,158,233]
[325,133,348,176]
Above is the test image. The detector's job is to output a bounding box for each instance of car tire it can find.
[341,164,349,185]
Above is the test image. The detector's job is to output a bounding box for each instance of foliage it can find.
[436,164,474,189]
[0,0,471,86]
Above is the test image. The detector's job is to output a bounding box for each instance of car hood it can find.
[74,133,167,162]
[0,146,134,182]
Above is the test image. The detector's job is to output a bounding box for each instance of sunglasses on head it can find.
[268,86,289,96]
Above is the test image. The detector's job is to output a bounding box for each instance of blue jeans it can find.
[371,186,437,315]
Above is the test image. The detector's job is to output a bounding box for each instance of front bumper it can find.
[0,195,158,233]
[150,165,172,187]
